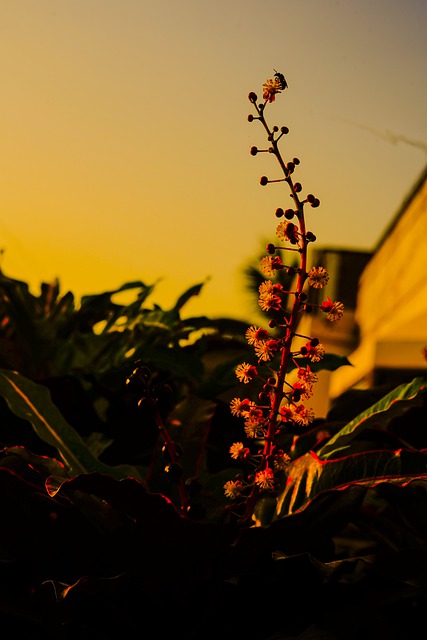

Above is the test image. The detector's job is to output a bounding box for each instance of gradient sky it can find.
[1,0,426,322]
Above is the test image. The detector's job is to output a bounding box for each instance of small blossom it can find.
[235,362,258,384]
[245,325,269,345]
[320,296,333,312]
[279,404,294,422]
[320,296,345,322]
[307,266,329,289]
[260,255,285,277]
[229,442,251,460]
[254,339,279,362]
[258,280,283,312]
[244,424,265,439]
[259,280,284,296]
[224,480,244,500]
[273,450,291,470]
[292,380,313,400]
[297,364,318,386]
[302,340,325,362]
[230,397,254,416]
[244,409,266,438]
[254,467,275,490]
[276,220,299,243]
[327,301,345,322]
[295,365,318,397]
[245,407,264,421]
[262,77,282,103]
[290,403,315,427]
[279,401,315,426]
[259,295,282,312]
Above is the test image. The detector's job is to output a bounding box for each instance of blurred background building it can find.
[300,164,427,418]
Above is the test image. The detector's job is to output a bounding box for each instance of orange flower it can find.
[230,397,254,416]
[255,467,275,490]
[229,442,251,460]
[262,77,282,103]
[235,362,258,384]
[245,325,269,345]
[307,266,329,289]
[254,339,279,362]
[260,255,284,277]
[224,480,244,499]
[320,296,344,322]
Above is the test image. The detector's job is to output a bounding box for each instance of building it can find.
[301,164,427,418]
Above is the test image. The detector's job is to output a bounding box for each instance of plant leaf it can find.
[0,369,142,481]
[317,377,427,460]
[275,447,427,518]
[172,281,205,312]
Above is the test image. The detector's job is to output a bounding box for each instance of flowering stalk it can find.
[126,361,189,512]
[224,73,344,525]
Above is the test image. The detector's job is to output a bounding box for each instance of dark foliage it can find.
[0,271,426,638]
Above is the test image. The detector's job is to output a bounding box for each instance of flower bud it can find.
[185,476,202,497]
[294,182,302,193]
[284,208,294,219]
[293,157,300,165]
[281,126,289,134]
[137,397,157,411]
[164,463,183,482]
[250,146,258,155]
[247,114,254,122]
[266,243,276,254]
[293,388,302,402]
[275,207,284,217]
[311,198,320,208]
[248,92,258,103]
[260,176,269,186]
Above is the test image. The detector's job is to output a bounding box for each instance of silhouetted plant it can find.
[218,74,346,524]
[0,72,426,639]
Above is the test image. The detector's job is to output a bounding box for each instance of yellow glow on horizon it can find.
[0,1,426,322]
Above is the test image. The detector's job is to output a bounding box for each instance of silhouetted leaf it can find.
[0,369,142,480]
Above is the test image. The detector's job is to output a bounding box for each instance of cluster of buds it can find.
[224,72,344,524]
[126,361,205,520]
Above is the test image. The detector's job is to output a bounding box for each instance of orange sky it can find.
[1,0,426,323]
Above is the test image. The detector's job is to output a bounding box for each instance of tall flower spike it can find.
[225,74,344,526]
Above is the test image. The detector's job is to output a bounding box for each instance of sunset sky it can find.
[1,0,426,323]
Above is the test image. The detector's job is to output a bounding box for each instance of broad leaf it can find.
[0,369,142,481]
[274,447,427,518]
[317,377,427,460]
